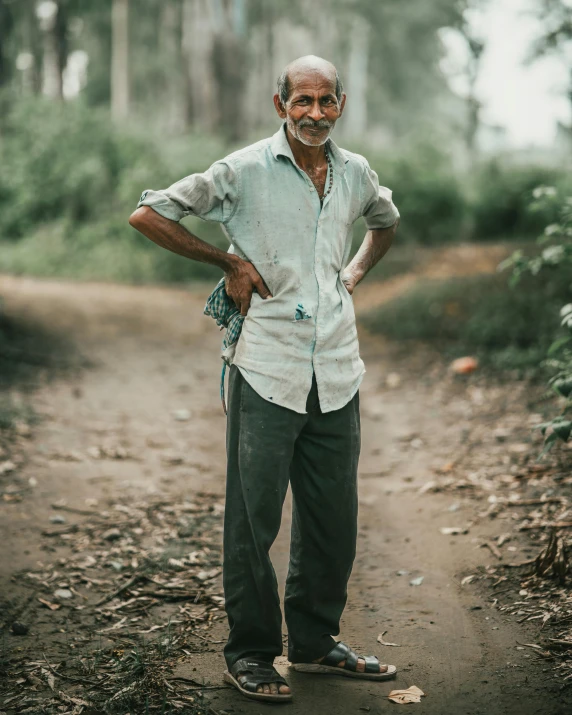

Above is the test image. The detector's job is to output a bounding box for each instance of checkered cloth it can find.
[203,277,244,414]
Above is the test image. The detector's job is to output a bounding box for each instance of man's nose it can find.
[307,101,325,121]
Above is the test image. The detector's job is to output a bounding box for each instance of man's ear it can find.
[273,93,287,119]
[338,93,347,117]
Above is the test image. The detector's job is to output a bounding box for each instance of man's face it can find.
[275,69,346,147]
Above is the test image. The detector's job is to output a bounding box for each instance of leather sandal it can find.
[291,641,397,680]
[223,657,292,702]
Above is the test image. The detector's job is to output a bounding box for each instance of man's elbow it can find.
[129,206,152,231]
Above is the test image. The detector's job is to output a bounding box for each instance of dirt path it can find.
[0,264,569,715]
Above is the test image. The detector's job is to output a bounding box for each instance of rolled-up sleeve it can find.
[361,163,400,230]
[136,160,238,224]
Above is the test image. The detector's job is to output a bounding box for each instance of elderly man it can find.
[129,55,399,703]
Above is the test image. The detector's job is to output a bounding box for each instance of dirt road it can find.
[0,268,569,715]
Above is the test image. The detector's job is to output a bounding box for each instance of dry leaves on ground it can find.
[1,491,226,714]
[420,379,572,686]
[388,685,426,704]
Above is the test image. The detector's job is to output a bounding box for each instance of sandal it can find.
[291,641,397,681]
[223,658,293,702]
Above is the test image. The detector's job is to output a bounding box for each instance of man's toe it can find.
[269,682,278,694]
[279,684,291,694]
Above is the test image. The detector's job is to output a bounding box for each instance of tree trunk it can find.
[38,1,64,99]
[160,0,185,132]
[0,0,14,88]
[182,0,217,131]
[111,0,129,121]
[343,15,369,138]
[211,0,247,141]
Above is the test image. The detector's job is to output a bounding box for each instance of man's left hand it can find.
[341,272,356,295]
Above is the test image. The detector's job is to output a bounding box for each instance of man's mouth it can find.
[302,125,329,133]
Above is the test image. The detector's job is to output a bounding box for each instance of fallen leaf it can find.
[102,528,122,541]
[450,356,478,374]
[377,631,401,647]
[440,526,469,535]
[388,685,425,704]
[386,372,401,389]
[0,460,16,475]
[40,668,55,691]
[461,575,476,585]
[38,598,61,610]
[409,576,424,587]
[418,481,438,494]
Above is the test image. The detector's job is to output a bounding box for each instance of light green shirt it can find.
[137,123,399,413]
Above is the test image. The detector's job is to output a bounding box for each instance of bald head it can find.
[277,55,343,107]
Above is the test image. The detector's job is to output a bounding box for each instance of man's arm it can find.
[341,219,399,295]
[128,206,271,315]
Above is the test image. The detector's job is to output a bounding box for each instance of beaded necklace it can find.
[305,144,334,203]
[320,144,334,204]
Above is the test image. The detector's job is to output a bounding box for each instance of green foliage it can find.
[0,95,229,282]
[499,186,572,452]
[471,162,567,241]
[361,269,570,371]
[356,141,469,244]
[0,96,571,286]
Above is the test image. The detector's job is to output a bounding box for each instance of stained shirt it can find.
[137,123,399,414]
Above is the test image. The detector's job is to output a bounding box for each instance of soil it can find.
[0,254,570,715]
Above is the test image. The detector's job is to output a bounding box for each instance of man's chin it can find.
[298,128,332,146]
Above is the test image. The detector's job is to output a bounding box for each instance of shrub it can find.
[360,269,570,371]
[499,186,572,451]
[365,142,468,245]
[471,161,568,241]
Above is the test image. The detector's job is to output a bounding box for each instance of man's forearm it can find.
[344,220,399,287]
[129,206,239,272]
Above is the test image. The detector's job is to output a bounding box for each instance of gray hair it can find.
[276,68,344,107]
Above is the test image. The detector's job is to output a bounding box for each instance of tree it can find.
[111,0,129,120]
[0,0,15,88]
[531,0,572,129]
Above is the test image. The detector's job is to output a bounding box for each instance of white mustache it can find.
[298,120,333,129]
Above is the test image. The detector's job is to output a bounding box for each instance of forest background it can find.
[0,0,571,376]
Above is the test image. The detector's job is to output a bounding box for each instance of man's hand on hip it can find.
[225,258,272,316]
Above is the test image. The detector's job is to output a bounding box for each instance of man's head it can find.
[274,55,346,147]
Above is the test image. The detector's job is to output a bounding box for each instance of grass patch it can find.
[0,218,228,284]
[360,268,571,372]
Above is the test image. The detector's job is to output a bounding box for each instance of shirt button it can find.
[309,186,315,192]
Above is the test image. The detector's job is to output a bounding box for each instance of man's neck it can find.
[285,126,327,170]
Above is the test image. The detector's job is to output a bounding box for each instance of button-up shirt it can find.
[137,123,399,414]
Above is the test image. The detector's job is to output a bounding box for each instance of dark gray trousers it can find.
[223,364,360,668]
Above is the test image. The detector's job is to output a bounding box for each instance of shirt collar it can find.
[270,122,348,175]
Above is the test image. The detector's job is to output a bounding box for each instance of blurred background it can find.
[0,0,571,373]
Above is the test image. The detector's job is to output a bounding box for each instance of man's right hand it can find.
[225,257,272,316]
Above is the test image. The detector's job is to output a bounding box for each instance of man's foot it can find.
[314,651,389,675]
[224,659,292,701]
[291,641,397,680]
[253,680,291,695]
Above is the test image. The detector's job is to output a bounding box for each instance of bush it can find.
[471,161,568,241]
[499,186,572,450]
[0,95,230,282]
[360,268,571,371]
[363,142,469,245]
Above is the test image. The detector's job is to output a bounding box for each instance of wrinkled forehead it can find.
[288,67,337,97]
